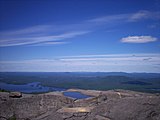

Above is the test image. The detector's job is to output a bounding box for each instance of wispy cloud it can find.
[129,10,160,22]
[0,53,160,72]
[87,14,129,23]
[0,25,51,36]
[87,10,160,23]
[30,41,68,46]
[120,36,158,43]
[0,31,89,47]
[0,10,159,47]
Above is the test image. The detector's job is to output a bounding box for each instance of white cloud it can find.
[0,54,160,72]
[120,36,158,43]
[61,53,159,58]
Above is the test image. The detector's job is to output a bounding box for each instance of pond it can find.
[0,82,65,93]
[63,91,92,99]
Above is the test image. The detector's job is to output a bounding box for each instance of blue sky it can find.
[0,0,160,72]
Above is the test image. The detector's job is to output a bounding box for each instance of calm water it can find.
[0,82,65,93]
[63,91,91,99]
[0,82,91,99]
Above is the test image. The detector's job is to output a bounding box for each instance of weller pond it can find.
[63,91,91,99]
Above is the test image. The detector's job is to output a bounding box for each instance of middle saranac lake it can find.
[0,72,160,93]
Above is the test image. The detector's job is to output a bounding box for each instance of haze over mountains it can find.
[0,72,160,93]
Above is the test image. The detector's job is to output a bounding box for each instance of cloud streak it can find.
[120,36,158,43]
[0,53,160,72]
[0,31,89,47]
[129,10,160,21]
[87,10,160,23]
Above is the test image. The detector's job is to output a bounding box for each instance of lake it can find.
[0,82,92,99]
[0,82,65,93]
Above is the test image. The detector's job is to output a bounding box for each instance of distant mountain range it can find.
[0,72,160,78]
[0,72,160,93]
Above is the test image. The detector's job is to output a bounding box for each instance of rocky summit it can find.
[0,89,160,120]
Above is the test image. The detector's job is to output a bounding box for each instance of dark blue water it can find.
[0,82,92,99]
[0,82,65,93]
[63,91,91,99]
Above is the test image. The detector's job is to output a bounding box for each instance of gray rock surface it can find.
[0,90,160,120]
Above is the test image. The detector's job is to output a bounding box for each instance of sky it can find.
[0,0,160,72]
